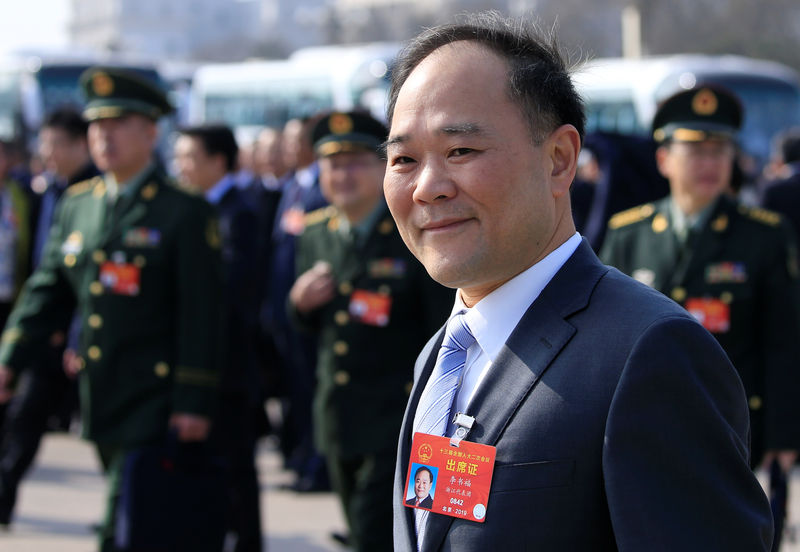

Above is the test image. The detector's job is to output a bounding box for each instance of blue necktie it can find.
[412,311,476,549]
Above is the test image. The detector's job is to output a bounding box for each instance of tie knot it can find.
[442,312,475,353]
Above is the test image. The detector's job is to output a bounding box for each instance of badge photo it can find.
[404,433,496,523]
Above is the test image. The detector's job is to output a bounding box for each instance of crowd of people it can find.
[0,12,798,552]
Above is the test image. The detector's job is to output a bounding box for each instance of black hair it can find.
[179,124,239,172]
[43,106,89,139]
[386,12,585,144]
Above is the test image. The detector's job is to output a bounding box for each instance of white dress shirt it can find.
[445,233,583,433]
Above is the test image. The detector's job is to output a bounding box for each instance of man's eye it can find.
[450,148,473,157]
[391,155,415,165]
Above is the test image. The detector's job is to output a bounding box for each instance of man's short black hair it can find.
[179,124,239,172]
[386,11,585,145]
[414,466,433,481]
[777,128,800,165]
[42,106,89,139]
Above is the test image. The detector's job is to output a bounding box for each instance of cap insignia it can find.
[92,72,114,97]
[692,88,718,116]
[329,113,353,135]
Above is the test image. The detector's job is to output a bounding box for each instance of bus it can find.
[573,54,800,169]
[0,51,171,152]
[188,41,401,144]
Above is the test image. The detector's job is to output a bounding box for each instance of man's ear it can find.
[548,124,581,198]
[655,144,671,179]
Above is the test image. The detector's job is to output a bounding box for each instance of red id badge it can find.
[348,289,392,327]
[99,262,141,296]
[403,433,496,523]
[685,297,730,333]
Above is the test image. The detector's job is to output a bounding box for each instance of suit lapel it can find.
[418,241,607,551]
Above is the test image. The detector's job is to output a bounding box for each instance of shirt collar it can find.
[453,232,582,362]
[205,173,237,205]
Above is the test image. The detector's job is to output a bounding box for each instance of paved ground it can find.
[1,432,799,551]
[0,432,347,552]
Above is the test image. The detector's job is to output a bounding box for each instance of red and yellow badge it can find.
[404,433,496,522]
[99,262,141,296]
[686,297,730,333]
[348,289,392,327]
[328,113,353,135]
[692,88,718,116]
[92,72,114,97]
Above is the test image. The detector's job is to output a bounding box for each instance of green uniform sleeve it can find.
[0,200,76,375]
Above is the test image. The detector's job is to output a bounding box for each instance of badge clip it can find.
[450,412,475,447]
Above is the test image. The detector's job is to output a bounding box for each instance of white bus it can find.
[188,41,401,144]
[573,54,800,168]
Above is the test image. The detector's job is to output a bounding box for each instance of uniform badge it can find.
[348,289,392,327]
[123,227,161,248]
[368,258,407,278]
[711,214,728,232]
[692,88,718,116]
[651,214,668,233]
[99,261,141,296]
[328,113,353,135]
[685,297,730,333]
[91,72,114,96]
[705,262,747,284]
[404,433,496,523]
[61,231,83,255]
[632,268,656,288]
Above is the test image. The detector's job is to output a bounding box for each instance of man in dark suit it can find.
[174,124,263,551]
[0,106,99,526]
[0,67,222,551]
[404,466,434,510]
[382,14,773,551]
[288,111,451,551]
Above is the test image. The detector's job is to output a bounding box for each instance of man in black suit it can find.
[404,466,434,510]
[761,128,800,243]
[174,124,263,551]
[383,13,773,551]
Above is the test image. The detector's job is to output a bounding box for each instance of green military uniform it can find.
[288,111,452,552]
[291,203,451,550]
[0,167,222,446]
[0,66,222,551]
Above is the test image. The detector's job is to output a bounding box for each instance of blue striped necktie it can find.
[412,311,476,548]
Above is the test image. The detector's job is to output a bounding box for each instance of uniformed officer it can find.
[288,111,451,551]
[600,85,800,547]
[0,67,222,550]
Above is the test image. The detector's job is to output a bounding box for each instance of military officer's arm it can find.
[288,228,335,330]
[0,200,77,401]
[170,198,223,441]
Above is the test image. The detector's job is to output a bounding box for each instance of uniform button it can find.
[64,254,77,267]
[749,395,763,411]
[720,292,733,304]
[334,311,349,326]
[133,255,146,268]
[88,314,103,329]
[333,341,349,356]
[405,382,413,394]
[92,250,107,264]
[88,346,102,361]
[154,362,170,378]
[378,285,391,295]
[339,281,353,295]
[333,371,350,385]
[89,281,104,296]
[671,287,687,302]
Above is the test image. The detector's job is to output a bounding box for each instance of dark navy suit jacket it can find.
[394,240,773,551]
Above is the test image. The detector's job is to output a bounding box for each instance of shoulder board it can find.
[66,176,103,197]
[608,203,655,229]
[304,206,337,227]
[738,205,781,227]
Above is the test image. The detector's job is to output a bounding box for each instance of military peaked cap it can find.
[312,111,387,157]
[80,66,174,121]
[652,85,743,143]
